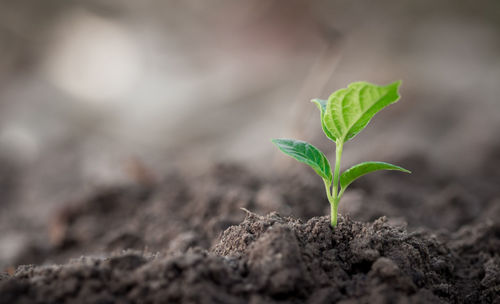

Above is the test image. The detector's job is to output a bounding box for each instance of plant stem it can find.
[330,200,338,227]
[330,140,344,227]
[323,179,337,227]
[323,179,333,204]
[332,141,344,199]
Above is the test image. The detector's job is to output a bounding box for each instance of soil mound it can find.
[2,148,500,303]
[2,212,499,303]
[6,164,328,268]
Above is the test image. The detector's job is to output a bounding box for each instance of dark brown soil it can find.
[1,213,499,303]
[1,147,500,303]
[4,164,329,268]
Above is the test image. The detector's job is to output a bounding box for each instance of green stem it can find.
[323,178,337,227]
[337,187,346,202]
[330,140,344,227]
[323,179,333,205]
[332,141,343,200]
[330,201,337,227]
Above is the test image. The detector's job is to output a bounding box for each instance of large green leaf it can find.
[272,138,332,183]
[324,81,401,142]
[311,98,336,142]
[340,161,410,191]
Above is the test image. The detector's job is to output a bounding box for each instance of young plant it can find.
[272,81,411,228]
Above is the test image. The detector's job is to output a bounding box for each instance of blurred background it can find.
[1,0,500,267]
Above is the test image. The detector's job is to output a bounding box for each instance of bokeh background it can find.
[1,0,500,267]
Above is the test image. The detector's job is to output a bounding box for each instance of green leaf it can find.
[324,81,401,142]
[311,98,336,142]
[272,138,332,183]
[340,161,411,190]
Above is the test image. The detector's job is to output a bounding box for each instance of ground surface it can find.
[1,147,500,303]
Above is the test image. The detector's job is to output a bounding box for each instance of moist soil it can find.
[1,148,500,303]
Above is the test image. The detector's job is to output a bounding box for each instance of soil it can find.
[1,147,500,303]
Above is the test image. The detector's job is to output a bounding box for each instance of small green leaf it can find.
[324,81,401,142]
[272,138,332,183]
[311,98,336,142]
[340,161,410,191]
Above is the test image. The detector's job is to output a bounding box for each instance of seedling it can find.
[272,81,410,228]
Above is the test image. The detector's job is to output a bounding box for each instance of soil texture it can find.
[1,147,500,303]
[1,213,499,303]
